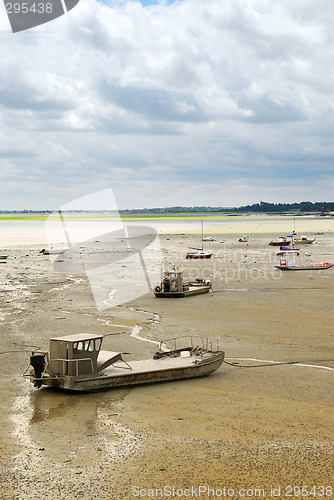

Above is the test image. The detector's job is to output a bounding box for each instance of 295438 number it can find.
[285,485,333,496]
[5,3,53,14]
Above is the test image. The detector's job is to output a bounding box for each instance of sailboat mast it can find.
[201,219,204,250]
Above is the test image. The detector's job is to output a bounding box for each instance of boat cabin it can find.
[278,253,296,267]
[48,334,123,377]
[294,235,315,243]
[160,271,184,293]
[154,271,211,298]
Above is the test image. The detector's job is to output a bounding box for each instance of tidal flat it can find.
[0,215,333,499]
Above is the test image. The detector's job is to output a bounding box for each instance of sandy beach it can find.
[0,215,333,499]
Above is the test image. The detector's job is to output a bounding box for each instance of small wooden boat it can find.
[154,271,211,298]
[291,235,315,244]
[238,236,249,242]
[269,237,290,246]
[186,248,213,259]
[0,255,8,261]
[26,334,224,392]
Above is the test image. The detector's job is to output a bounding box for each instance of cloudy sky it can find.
[0,0,333,210]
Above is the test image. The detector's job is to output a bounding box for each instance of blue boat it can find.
[275,263,334,271]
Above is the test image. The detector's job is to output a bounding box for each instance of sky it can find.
[0,0,333,210]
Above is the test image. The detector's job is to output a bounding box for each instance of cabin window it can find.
[73,339,101,353]
[73,341,84,353]
[82,340,96,352]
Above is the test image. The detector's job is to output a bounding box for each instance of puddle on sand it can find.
[10,382,144,491]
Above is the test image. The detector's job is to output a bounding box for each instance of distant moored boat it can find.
[186,220,213,258]
[276,262,334,271]
[291,235,315,244]
[269,237,290,246]
[275,251,333,271]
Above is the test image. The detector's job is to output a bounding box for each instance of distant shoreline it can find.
[0,211,333,221]
[1,201,333,217]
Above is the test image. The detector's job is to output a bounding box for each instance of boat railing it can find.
[49,357,95,377]
[157,335,221,355]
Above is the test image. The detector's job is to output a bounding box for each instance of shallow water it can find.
[1,213,332,247]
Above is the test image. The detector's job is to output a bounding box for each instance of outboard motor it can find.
[30,353,46,388]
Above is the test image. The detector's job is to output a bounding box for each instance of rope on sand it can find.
[224,357,334,371]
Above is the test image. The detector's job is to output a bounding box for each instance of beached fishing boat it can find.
[275,252,333,271]
[238,236,249,242]
[291,235,315,244]
[26,334,224,392]
[0,255,8,261]
[154,271,211,298]
[269,237,290,246]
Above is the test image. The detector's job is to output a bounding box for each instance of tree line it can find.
[121,201,334,214]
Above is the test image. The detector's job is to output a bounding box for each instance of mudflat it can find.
[0,215,333,499]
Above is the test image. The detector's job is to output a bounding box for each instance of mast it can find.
[201,219,204,251]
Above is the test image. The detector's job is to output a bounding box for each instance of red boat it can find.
[269,237,291,246]
[186,221,213,259]
[186,248,213,259]
[276,262,334,271]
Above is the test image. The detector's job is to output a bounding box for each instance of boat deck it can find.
[102,352,216,374]
[106,355,192,374]
[38,351,224,391]
[67,352,219,378]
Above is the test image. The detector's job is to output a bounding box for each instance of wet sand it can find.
[0,216,333,499]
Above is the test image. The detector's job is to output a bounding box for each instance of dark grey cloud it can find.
[240,94,307,123]
[99,81,203,122]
